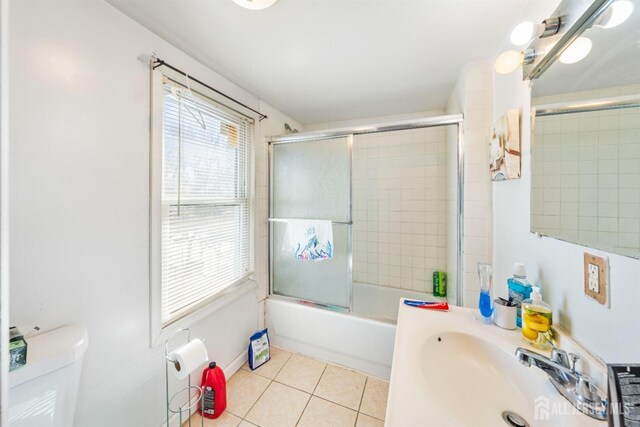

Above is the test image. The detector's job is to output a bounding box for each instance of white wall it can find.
[304,109,444,132]
[492,4,640,362]
[9,1,300,425]
[0,0,9,422]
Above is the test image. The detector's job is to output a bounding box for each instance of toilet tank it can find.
[9,325,89,426]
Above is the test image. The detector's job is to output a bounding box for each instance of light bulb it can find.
[495,50,523,74]
[559,37,592,64]
[231,0,278,10]
[510,21,535,46]
[598,0,634,28]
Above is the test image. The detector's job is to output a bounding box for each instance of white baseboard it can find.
[223,350,247,379]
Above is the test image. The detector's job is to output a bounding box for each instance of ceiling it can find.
[533,4,640,98]
[108,0,533,124]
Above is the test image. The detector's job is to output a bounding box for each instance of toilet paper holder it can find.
[165,328,206,427]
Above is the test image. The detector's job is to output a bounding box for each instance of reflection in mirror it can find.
[531,101,640,257]
[530,0,640,258]
[531,1,639,98]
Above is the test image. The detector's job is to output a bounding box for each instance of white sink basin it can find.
[386,302,606,426]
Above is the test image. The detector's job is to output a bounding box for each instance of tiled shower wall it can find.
[352,128,447,294]
[447,62,494,307]
[445,96,460,306]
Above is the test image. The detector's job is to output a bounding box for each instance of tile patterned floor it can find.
[184,346,388,427]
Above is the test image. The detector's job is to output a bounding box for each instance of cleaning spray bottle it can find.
[521,286,553,350]
[200,361,227,419]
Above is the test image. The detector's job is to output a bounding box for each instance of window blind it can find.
[161,82,252,325]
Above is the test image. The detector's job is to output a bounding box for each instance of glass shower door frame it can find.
[267,113,465,312]
[268,135,354,312]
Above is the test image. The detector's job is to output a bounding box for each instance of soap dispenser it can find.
[521,286,553,350]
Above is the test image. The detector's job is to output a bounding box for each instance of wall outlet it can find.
[584,253,608,305]
[588,263,599,292]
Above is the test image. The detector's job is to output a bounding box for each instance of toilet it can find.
[9,325,88,426]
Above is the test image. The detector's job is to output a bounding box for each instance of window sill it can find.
[150,278,258,347]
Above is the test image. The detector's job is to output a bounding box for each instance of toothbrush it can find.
[404,299,449,311]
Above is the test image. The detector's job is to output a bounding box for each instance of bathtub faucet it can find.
[514,347,607,421]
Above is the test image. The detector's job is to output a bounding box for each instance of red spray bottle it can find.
[200,361,227,419]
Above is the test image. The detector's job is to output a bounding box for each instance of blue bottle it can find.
[477,263,494,324]
[507,263,532,328]
[479,290,493,319]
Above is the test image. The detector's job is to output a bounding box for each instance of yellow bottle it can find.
[521,286,553,350]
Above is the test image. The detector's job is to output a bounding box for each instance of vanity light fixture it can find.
[594,0,633,28]
[510,17,561,46]
[510,21,537,46]
[495,48,537,75]
[520,0,619,80]
[231,0,278,10]
[558,37,592,64]
[495,50,523,74]
[499,16,562,74]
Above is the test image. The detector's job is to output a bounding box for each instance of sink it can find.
[419,332,538,425]
[386,302,606,426]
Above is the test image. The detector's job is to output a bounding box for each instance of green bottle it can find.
[432,271,447,297]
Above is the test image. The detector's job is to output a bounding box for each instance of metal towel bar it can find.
[268,218,352,225]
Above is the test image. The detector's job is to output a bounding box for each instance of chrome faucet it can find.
[515,347,607,420]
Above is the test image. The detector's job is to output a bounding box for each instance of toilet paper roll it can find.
[169,339,208,379]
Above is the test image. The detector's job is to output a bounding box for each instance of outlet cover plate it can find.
[584,252,607,305]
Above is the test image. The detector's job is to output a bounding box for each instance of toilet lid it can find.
[9,325,88,387]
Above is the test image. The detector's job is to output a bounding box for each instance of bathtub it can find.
[266,297,397,379]
[266,284,445,379]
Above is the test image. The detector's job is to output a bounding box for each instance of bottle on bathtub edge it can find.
[432,271,447,297]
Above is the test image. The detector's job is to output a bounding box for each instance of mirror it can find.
[530,0,640,258]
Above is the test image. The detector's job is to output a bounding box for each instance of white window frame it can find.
[149,67,256,346]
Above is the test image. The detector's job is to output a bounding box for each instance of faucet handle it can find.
[551,347,570,368]
[569,353,580,373]
[576,375,599,403]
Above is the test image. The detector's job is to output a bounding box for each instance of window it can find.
[152,78,253,330]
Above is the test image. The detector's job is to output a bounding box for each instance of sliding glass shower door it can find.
[269,136,352,309]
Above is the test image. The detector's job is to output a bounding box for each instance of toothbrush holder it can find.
[493,299,517,330]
